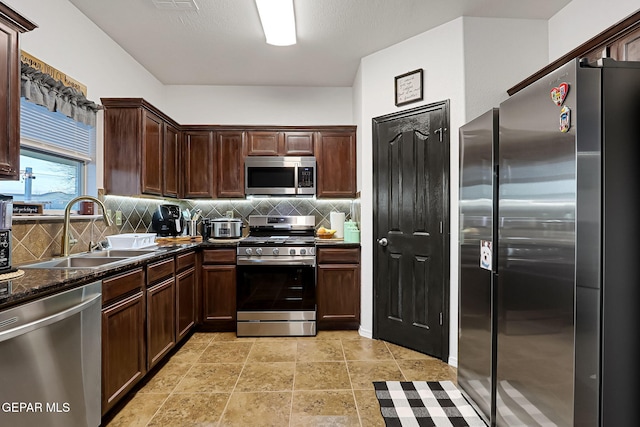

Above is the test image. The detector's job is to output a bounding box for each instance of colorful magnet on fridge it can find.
[560,105,571,133]
[550,82,570,106]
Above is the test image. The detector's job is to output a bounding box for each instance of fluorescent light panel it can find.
[255,0,296,46]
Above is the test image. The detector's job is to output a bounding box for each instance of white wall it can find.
[548,0,639,62]
[163,86,353,126]
[355,18,467,364]
[463,17,548,121]
[4,0,165,189]
[355,16,550,367]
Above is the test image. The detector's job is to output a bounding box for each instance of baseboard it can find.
[358,325,373,339]
[448,356,458,368]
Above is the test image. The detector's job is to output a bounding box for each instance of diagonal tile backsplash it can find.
[11,195,360,265]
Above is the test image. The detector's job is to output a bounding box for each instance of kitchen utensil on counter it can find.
[212,218,243,238]
[188,220,198,237]
[151,204,183,236]
[330,211,345,238]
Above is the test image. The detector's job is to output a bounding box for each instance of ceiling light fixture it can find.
[255,0,297,46]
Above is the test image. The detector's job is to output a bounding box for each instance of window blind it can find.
[20,98,95,160]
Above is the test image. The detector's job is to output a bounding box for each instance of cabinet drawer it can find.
[147,257,175,284]
[317,247,360,264]
[176,251,196,272]
[102,267,145,306]
[202,249,236,265]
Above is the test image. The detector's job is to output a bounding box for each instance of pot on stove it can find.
[212,217,243,239]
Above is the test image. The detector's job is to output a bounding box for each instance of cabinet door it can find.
[0,20,20,180]
[216,131,245,197]
[316,130,357,198]
[183,130,215,198]
[147,277,176,369]
[102,291,146,415]
[176,266,196,342]
[282,131,314,155]
[246,131,281,156]
[202,264,236,331]
[163,123,180,197]
[142,111,163,195]
[317,263,361,330]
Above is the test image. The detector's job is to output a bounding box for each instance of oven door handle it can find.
[237,258,316,267]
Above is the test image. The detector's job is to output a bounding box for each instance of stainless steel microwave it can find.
[245,156,316,196]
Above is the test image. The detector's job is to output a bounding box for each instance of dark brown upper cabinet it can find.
[102,98,181,197]
[246,130,314,156]
[163,122,181,198]
[316,128,357,198]
[182,129,215,198]
[215,130,245,198]
[0,5,36,180]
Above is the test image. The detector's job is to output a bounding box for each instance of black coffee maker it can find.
[151,204,183,236]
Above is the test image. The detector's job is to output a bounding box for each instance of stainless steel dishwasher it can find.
[0,281,101,427]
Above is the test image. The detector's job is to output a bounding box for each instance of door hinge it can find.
[439,312,443,326]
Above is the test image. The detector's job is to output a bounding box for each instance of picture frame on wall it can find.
[394,69,423,107]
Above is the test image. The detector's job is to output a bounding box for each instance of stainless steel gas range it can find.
[236,215,317,337]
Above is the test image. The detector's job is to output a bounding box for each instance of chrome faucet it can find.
[61,196,113,257]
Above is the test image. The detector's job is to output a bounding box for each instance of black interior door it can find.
[372,101,450,359]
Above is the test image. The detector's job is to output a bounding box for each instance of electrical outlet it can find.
[226,210,233,218]
[115,210,122,226]
[106,209,112,220]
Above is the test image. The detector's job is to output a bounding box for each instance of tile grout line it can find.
[384,341,408,381]
[289,340,299,427]
[342,337,365,427]
[217,339,254,425]
[143,335,213,427]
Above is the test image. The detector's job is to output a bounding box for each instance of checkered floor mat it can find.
[374,381,487,427]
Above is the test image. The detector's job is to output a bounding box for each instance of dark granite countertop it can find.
[1,237,359,311]
[0,243,201,311]
[314,238,361,248]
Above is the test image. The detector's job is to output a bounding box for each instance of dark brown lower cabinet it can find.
[316,247,361,330]
[146,277,176,369]
[201,249,237,331]
[101,287,146,415]
[176,265,197,341]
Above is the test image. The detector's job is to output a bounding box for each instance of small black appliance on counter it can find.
[151,204,183,237]
[0,195,13,272]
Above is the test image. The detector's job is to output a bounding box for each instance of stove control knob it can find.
[273,248,280,256]
[300,249,307,255]
[256,248,263,256]
[245,248,253,256]
[289,248,296,255]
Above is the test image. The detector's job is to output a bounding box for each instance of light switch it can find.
[115,210,122,226]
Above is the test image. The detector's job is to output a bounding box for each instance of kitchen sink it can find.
[83,249,159,258]
[22,256,129,270]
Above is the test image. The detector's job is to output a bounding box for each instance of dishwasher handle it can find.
[0,292,101,343]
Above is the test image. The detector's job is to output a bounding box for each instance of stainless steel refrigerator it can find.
[459,58,640,427]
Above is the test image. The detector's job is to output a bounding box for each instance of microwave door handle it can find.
[294,164,299,194]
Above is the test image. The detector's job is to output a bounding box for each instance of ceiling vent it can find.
[151,0,199,11]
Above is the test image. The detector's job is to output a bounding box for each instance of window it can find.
[0,99,96,211]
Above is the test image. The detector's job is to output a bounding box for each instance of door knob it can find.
[377,237,388,247]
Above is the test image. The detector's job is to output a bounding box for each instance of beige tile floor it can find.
[104,330,457,427]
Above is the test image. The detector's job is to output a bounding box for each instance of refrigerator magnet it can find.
[480,240,492,271]
[560,106,571,133]
[551,82,569,106]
